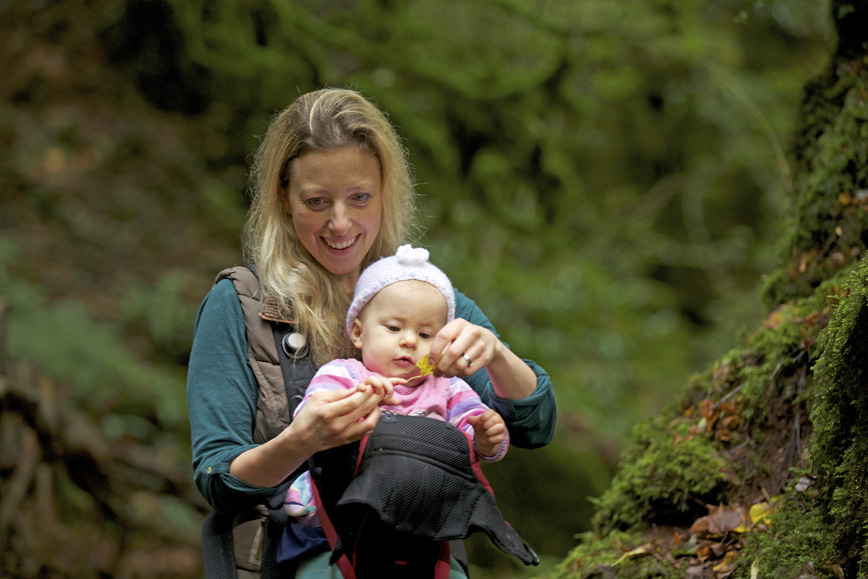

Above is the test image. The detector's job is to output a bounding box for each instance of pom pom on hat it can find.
[346,245,455,335]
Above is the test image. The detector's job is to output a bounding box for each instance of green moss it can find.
[547,264,856,579]
[809,255,868,576]
[549,261,868,579]
[589,416,729,533]
[761,66,868,308]
[549,531,681,579]
[736,495,833,579]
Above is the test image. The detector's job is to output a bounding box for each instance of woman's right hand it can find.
[230,383,388,488]
[289,386,386,454]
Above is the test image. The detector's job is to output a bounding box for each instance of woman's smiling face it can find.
[284,146,384,287]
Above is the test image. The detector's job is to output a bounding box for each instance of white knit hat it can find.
[346,245,455,335]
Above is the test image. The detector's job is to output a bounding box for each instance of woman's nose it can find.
[328,203,351,234]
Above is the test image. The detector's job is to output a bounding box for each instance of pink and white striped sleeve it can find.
[293,359,360,417]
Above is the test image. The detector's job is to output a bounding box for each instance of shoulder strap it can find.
[271,319,317,420]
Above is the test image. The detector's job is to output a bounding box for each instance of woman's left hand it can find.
[429,318,502,378]
[430,318,538,401]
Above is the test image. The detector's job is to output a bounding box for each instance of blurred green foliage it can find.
[151,0,833,439]
[0,0,836,575]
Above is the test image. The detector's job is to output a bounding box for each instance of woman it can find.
[187,88,557,577]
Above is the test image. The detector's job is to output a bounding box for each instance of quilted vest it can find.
[215,266,296,444]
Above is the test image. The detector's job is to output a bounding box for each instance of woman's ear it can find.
[350,318,364,349]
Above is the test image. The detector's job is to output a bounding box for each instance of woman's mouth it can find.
[325,235,358,250]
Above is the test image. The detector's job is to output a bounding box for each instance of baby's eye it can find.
[419,332,432,340]
[386,325,401,332]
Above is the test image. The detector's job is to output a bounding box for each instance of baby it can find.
[284,245,508,526]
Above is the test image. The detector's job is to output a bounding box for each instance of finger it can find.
[479,408,497,421]
[487,434,505,446]
[318,389,383,424]
[434,322,498,378]
[348,407,382,440]
[381,379,394,396]
[429,319,463,363]
[349,391,386,419]
[310,386,360,403]
[469,409,492,427]
[355,383,374,398]
[485,423,506,438]
[367,382,384,398]
[430,319,473,375]
[323,398,384,442]
[483,410,503,427]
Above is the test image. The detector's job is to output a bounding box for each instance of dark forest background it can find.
[0,1,836,577]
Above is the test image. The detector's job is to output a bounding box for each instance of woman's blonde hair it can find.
[244,88,419,365]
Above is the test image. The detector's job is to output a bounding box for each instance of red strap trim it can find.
[310,475,355,579]
[355,435,369,475]
[463,431,495,495]
[434,541,452,579]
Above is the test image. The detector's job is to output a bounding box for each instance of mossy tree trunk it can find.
[551,3,868,578]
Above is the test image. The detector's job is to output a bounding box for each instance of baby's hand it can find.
[467,409,506,458]
[356,375,404,406]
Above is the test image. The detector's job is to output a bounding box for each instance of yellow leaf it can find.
[713,551,739,573]
[751,558,759,579]
[749,501,776,526]
[612,545,650,566]
[416,355,436,376]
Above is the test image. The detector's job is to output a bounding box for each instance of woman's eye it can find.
[306,197,326,208]
[352,192,372,204]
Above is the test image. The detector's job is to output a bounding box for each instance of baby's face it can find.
[350,281,448,381]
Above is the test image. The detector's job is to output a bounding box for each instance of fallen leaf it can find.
[707,504,749,536]
[749,500,776,527]
[763,305,791,330]
[713,550,739,575]
[612,544,651,566]
[691,517,710,535]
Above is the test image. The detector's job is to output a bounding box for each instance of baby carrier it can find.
[200,266,538,578]
[311,414,538,578]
